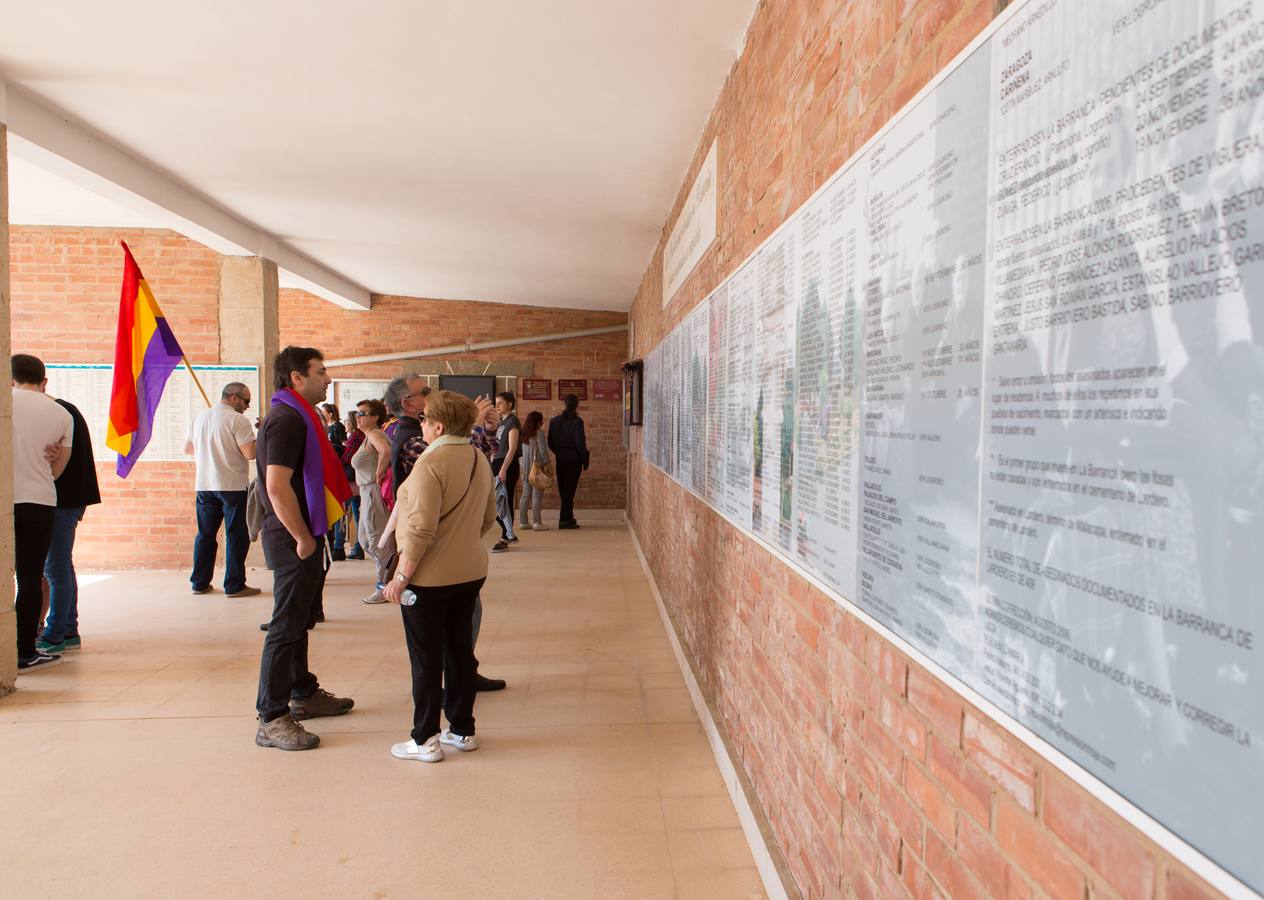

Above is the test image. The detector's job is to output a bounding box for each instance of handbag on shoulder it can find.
[529,460,553,491]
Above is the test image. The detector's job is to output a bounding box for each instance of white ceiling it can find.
[7,153,309,291]
[0,1,755,311]
[8,154,162,230]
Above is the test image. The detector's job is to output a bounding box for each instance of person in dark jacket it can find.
[383,376,430,497]
[36,396,101,654]
[321,403,349,560]
[547,394,588,529]
[339,410,365,560]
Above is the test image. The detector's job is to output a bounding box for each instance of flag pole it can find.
[183,356,212,408]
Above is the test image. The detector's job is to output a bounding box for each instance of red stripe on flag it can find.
[108,241,141,436]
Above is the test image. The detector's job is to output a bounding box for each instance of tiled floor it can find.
[0,521,766,900]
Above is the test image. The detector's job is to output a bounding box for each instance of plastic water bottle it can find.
[400,588,417,607]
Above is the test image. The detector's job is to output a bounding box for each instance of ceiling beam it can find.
[0,82,371,310]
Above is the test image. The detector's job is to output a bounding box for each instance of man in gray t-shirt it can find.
[184,382,259,597]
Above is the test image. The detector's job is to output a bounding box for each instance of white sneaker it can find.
[440,730,479,752]
[532,522,548,530]
[361,589,387,605]
[391,735,444,762]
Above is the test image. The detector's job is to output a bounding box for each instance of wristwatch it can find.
[393,572,408,585]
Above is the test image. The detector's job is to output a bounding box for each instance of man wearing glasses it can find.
[383,375,431,498]
[184,381,261,598]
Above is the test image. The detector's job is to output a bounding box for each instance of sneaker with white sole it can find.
[532,522,548,531]
[391,735,444,762]
[440,730,479,752]
[18,652,62,672]
[362,589,387,604]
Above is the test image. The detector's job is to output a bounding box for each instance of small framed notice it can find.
[557,379,588,400]
[520,378,552,401]
[622,361,643,426]
[593,378,622,401]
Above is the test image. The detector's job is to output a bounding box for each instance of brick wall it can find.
[280,290,629,512]
[626,1,1223,899]
[8,226,628,569]
[10,227,221,364]
[10,228,222,570]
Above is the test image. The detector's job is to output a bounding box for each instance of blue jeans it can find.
[191,490,249,593]
[344,495,362,555]
[41,506,85,644]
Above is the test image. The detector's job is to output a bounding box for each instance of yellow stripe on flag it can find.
[106,422,132,456]
[132,280,161,381]
[324,488,344,528]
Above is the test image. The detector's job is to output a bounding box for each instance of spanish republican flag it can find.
[270,387,354,535]
[106,241,186,478]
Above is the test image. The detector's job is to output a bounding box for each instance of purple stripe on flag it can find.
[116,318,184,478]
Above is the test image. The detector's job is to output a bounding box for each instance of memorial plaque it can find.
[593,378,622,400]
[47,363,259,463]
[638,0,1264,889]
[557,379,588,400]
[521,378,552,401]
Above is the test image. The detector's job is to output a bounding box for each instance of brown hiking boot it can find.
[289,688,355,720]
[255,713,320,751]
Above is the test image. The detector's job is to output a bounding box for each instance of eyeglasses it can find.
[229,394,251,406]
[354,411,372,417]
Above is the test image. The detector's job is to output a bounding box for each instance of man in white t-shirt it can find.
[184,382,260,597]
[11,354,73,672]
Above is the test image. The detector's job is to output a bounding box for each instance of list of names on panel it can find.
[640,0,1264,888]
[706,284,730,508]
[792,170,864,598]
[857,46,993,673]
[46,365,256,462]
[753,231,799,551]
[679,303,709,498]
[723,263,758,530]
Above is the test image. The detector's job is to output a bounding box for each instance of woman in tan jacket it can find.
[383,391,497,763]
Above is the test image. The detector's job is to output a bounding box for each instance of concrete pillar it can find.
[0,117,17,694]
[218,256,279,412]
